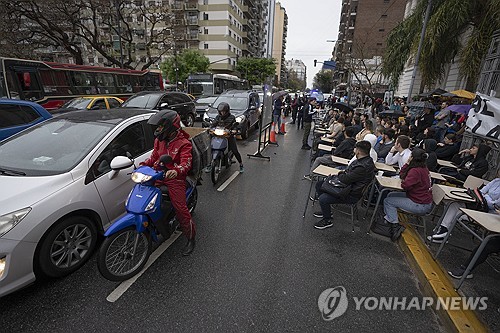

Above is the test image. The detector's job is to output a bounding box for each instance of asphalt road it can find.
[0,121,443,332]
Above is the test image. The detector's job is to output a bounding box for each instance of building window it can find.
[376,43,383,46]
[381,14,388,18]
[204,43,208,49]
[203,13,208,20]
[379,28,385,32]
[383,0,390,3]
[204,28,208,34]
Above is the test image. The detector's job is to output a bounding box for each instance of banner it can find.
[466,93,500,141]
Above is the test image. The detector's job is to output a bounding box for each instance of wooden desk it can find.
[374,162,396,173]
[320,136,335,144]
[437,159,458,169]
[314,128,329,134]
[434,184,475,202]
[331,156,350,165]
[318,143,333,152]
[367,176,403,232]
[461,208,500,233]
[312,165,341,177]
[429,171,447,181]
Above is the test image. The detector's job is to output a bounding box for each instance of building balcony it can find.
[171,3,183,11]
[186,17,199,25]
[184,3,199,11]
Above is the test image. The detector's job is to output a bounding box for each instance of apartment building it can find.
[271,2,287,84]
[284,59,306,82]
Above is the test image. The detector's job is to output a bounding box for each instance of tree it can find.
[160,49,210,85]
[313,70,334,93]
[285,69,306,92]
[382,0,500,91]
[0,0,175,70]
[235,57,276,86]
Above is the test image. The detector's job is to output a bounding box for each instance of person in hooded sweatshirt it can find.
[423,138,438,172]
[440,143,491,181]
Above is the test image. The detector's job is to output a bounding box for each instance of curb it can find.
[397,224,489,333]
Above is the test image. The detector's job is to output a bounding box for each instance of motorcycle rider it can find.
[210,102,244,173]
[142,110,196,255]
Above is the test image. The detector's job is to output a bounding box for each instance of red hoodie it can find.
[142,129,193,179]
[400,164,432,204]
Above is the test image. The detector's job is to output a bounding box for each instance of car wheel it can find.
[241,123,249,140]
[37,216,98,278]
[185,114,195,127]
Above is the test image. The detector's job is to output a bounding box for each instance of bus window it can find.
[70,72,96,94]
[0,70,7,98]
[14,71,44,101]
[214,78,223,94]
[95,73,116,94]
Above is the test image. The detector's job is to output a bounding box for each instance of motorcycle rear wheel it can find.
[97,227,152,281]
[211,156,222,184]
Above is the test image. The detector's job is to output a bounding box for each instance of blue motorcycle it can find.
[97,155,197,281]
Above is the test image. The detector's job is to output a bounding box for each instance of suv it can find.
[120,91,197,126]
[0,99,52,141]
[204,90,261,139]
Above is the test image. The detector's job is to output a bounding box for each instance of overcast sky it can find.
[278,0,342,88]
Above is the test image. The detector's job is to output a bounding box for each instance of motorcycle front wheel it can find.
[211,156,223,184]
[97,227,152,281]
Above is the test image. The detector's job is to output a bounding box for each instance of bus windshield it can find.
[188,82,213,96]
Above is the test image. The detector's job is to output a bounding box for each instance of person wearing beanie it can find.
[440,143,491,181]
[423,138,438,172]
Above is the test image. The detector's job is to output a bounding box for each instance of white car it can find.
[0,108,155,297]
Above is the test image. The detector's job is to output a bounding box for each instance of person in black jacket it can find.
[301,97,318,150]
[423,138,438,172]
[413,107,435,141]
[313,140,375,229]
[435,133,459,161]
[306,126,357,180]
[210,102,244,172]
[441,143,491,181]
[375,128,395,162]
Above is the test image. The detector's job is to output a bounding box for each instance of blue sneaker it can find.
[239,165,244,173]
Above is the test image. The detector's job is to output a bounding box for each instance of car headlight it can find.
[236,115,245,123]
[0,208,31,237]
[0,257,5,279]
[145,193,158,211]
[131,172,152,183]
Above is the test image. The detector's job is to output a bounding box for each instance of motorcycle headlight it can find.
[131,172,152,183]
[145,193,158,211]
[236,115,245,123]
[0,208,31,237]
[214,128,226,136]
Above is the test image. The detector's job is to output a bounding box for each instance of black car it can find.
[204,90,262,139]
[120,91,197,126]
[194,95,218,121]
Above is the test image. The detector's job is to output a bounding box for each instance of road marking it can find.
[106,231,182,303]
[217,171,240,192]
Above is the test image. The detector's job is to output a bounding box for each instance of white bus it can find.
[187,73,249,97]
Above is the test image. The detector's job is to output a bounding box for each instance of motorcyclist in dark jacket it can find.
[313,140,375,229]
[210,102,244,172]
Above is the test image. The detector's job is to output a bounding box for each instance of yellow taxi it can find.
[59,96,124,111]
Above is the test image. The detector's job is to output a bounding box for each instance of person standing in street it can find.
[291,94,299,124]
[273,95,285,135]
[301,97,317,150]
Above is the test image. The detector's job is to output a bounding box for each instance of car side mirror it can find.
[160,102,169,109]
[110,156,134,170]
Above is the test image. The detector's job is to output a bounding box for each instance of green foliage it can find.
[382,0,500,90]
[160,49,210,84]
[285,69,306,92]
[313,70,333,93]
[235,57,276,85]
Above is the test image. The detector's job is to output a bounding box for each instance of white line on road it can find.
[217,171,240,192]
[106,231,182,303]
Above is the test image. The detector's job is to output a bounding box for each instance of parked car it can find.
[56,96,124,113]
[194,96,217,121]
[204,90,262,139]
[120,91,197,127]
[0,99,52,141]
[0,108,156,297]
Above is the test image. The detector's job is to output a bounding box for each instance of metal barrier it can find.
[247,121,277,161]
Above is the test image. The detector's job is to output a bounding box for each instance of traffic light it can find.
[314,59,317,67]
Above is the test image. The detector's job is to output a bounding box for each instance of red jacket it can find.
[142,129,192,179]
[400,164,432,204]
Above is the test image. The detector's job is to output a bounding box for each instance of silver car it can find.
[0,108,155,297]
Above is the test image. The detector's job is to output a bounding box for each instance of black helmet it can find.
[217,102,230,119]
[148,110,181,141]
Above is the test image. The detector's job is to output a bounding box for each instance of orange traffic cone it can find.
[270,122,277,143]
[280,121,286,134]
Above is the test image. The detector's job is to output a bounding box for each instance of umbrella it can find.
[407,101,436,110]
[310,90,325,102]
[445,104,472,115]
[450,89,475,100]
[330,102,354,113]
[419,88,448,97]
[272,90,288,100]
[379,110,405,118]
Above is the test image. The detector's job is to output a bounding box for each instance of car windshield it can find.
[212,96,248,110]
[196,96,217,104]
[121,94,160,109]
[0,118,113,176]
[61,98,92,110]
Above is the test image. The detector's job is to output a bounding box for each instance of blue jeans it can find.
[383,192,432,224]
[315,181,358,220]
[273,114,281,131]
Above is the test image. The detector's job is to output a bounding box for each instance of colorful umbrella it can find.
[445,104,472,115]
[449,90,476,100]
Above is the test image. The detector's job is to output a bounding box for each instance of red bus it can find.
[0,57,163,111]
